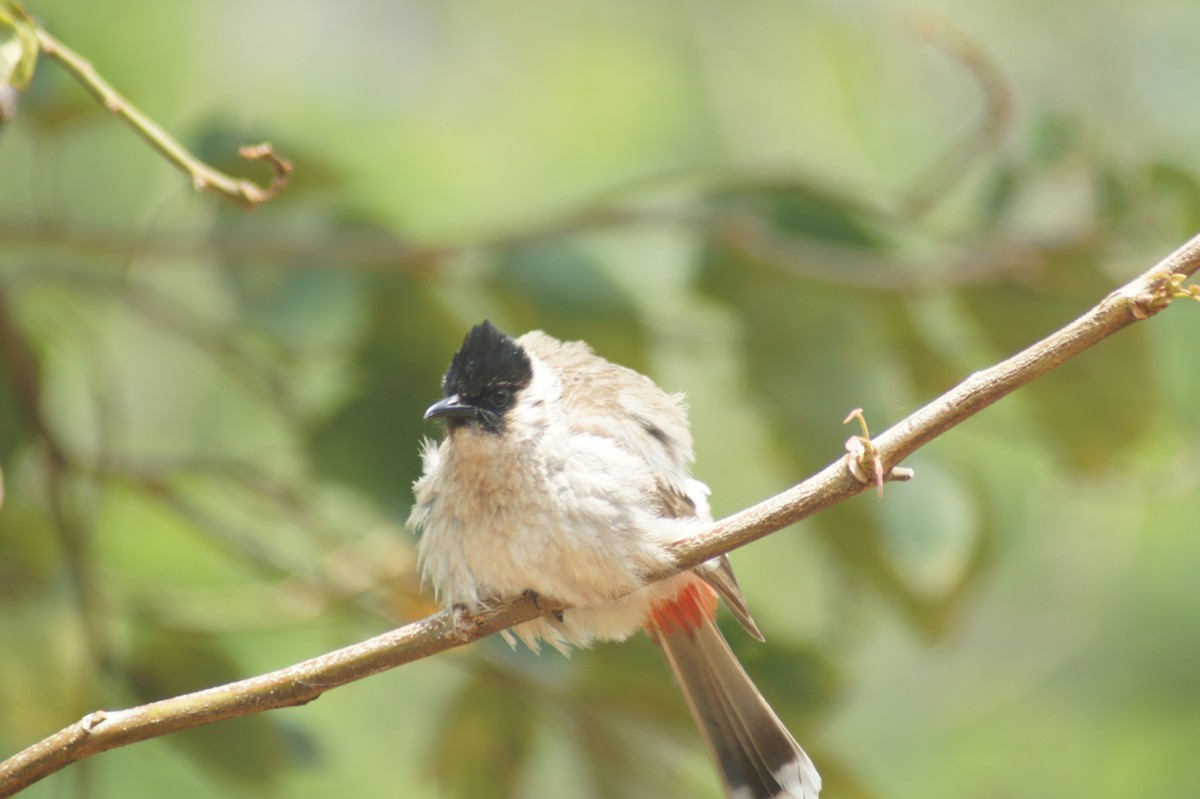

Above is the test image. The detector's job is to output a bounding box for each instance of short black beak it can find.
[424,395,477,421]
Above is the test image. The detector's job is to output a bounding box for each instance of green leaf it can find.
[0,0,39,91]
[696,236,895,468]
[492,241,648,373]
[1094,167,1130,225]
[0,495,59,599]
[978,161,1021,227]
[816,502,984,640]
[0,348,29,466]
[713,183,883,249]
[574,713,677,799]
[1146,161,1200,232]
[306,275,456,512]
[575,633,685,726]
[429,671,537,799]
[1028,113,1078,164]
[696,233,991,634]
[959,242,1158,471]
[728,632,840,721]
[125,627,290,788]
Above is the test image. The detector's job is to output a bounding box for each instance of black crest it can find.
[444,321,532,397]
[435,321,533,433]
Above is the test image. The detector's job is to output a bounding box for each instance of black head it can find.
[424,320,533,434]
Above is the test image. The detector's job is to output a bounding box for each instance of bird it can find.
[408,320,821,799]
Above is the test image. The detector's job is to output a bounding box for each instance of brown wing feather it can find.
[518,331,695,474]
[518,330,763,640]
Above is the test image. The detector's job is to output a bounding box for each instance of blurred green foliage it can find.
[2,2,1200,798]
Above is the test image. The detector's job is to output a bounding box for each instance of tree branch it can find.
[2,233,1198,797]
[33,28,291,209]
[659,233,1200,572]
[901,12,1014,220]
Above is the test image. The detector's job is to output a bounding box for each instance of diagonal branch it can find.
[2,233,1199,797]
[34,28,291,209]
[655,235,1200,573]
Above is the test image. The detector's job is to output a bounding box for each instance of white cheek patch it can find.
[505,357,562,435]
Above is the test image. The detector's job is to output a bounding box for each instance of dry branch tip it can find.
[31,26,292,211]
[843,408,889,496]
[237,142,293,206]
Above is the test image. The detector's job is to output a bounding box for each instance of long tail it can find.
[647,583,821,799]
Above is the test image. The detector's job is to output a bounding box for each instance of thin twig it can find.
[1,234,1198,797]
[902,13,1014,220]
[0,209,1056,294]
[34,29,290,210]
[653,233,1200,573]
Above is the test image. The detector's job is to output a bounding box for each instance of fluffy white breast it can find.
[409,349,707,651]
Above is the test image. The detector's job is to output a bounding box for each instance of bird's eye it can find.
[488,388,511,409]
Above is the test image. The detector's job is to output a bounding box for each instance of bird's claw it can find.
[523,589,564,622]
[449,603,484,642]
[843,408,913,495]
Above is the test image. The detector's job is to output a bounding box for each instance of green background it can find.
[2,1,1199,797]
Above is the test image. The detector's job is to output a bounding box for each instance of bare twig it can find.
[1,234,1199,797]
[652,233,1200,573]
[902,13,1014,220]
[34,29,290,209]
[0,208,1058,297]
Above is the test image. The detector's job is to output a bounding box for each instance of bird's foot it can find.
[523,589,565,622]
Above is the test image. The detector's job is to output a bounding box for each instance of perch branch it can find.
[2,233,1199,797]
